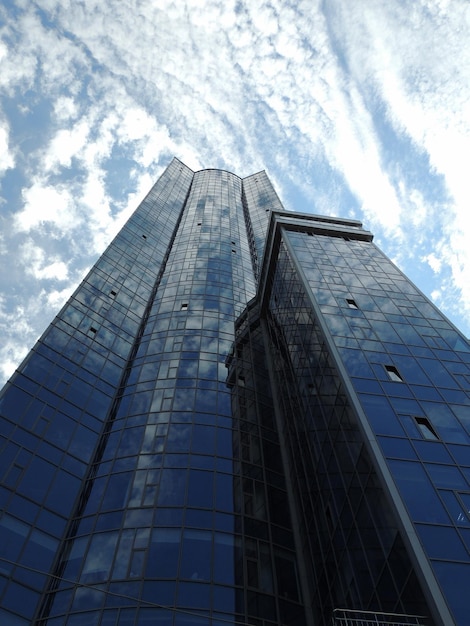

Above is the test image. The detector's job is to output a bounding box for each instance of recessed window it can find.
[385,365,403,382]
[5,463,23,488]
[89,327,97,334]
[34,415,50,436]
[415,416,439,441]
[110,290,117,298]
[181,303,188,311]
[238,376,246,387]
[346,298,358,309]
[142,234,147,239]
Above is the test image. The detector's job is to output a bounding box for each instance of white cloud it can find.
[53,96,79,122]
[18,238,69,281]
[45,285,75,309]
[44,121,90,171]
[423,252,442,274]
[15,182,78,233]
[0,122,14,174]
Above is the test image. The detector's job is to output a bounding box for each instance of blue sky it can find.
[0,0,469,385]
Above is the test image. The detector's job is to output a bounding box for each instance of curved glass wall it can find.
[0,160,304,626]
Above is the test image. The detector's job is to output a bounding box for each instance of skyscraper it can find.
[0,158,469,626]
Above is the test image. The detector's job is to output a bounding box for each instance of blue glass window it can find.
[147,528,181,579]
[433,561,470,625]
[388,460,449,523]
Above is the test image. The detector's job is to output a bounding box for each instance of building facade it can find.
[0,159,469,626]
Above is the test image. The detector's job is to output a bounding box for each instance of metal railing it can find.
[332,608,429,626]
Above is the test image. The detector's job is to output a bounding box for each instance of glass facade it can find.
[0,159,469,626]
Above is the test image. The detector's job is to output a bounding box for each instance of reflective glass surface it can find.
[0,160,302,626]
[281,226,470,626]
[257,234,433,625]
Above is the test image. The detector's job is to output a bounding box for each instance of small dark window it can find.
[238,376,245,387]
[197,222,202,226]
[142,234,147,239]
[181,303,188,311]
[89,327,97,334]
[415,417,439,440]
[385,365,403,382]
[232,249,236,254]
[34,415,50,436]
[346,298,358,309]
[110,290,117,297]
[307,383,317,395]
[5,463,23,487]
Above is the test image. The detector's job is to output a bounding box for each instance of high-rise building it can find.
[0,158,469,626]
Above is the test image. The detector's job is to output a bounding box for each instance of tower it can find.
[0,158,469,626]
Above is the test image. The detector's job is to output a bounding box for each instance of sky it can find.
[0,0,469,387]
